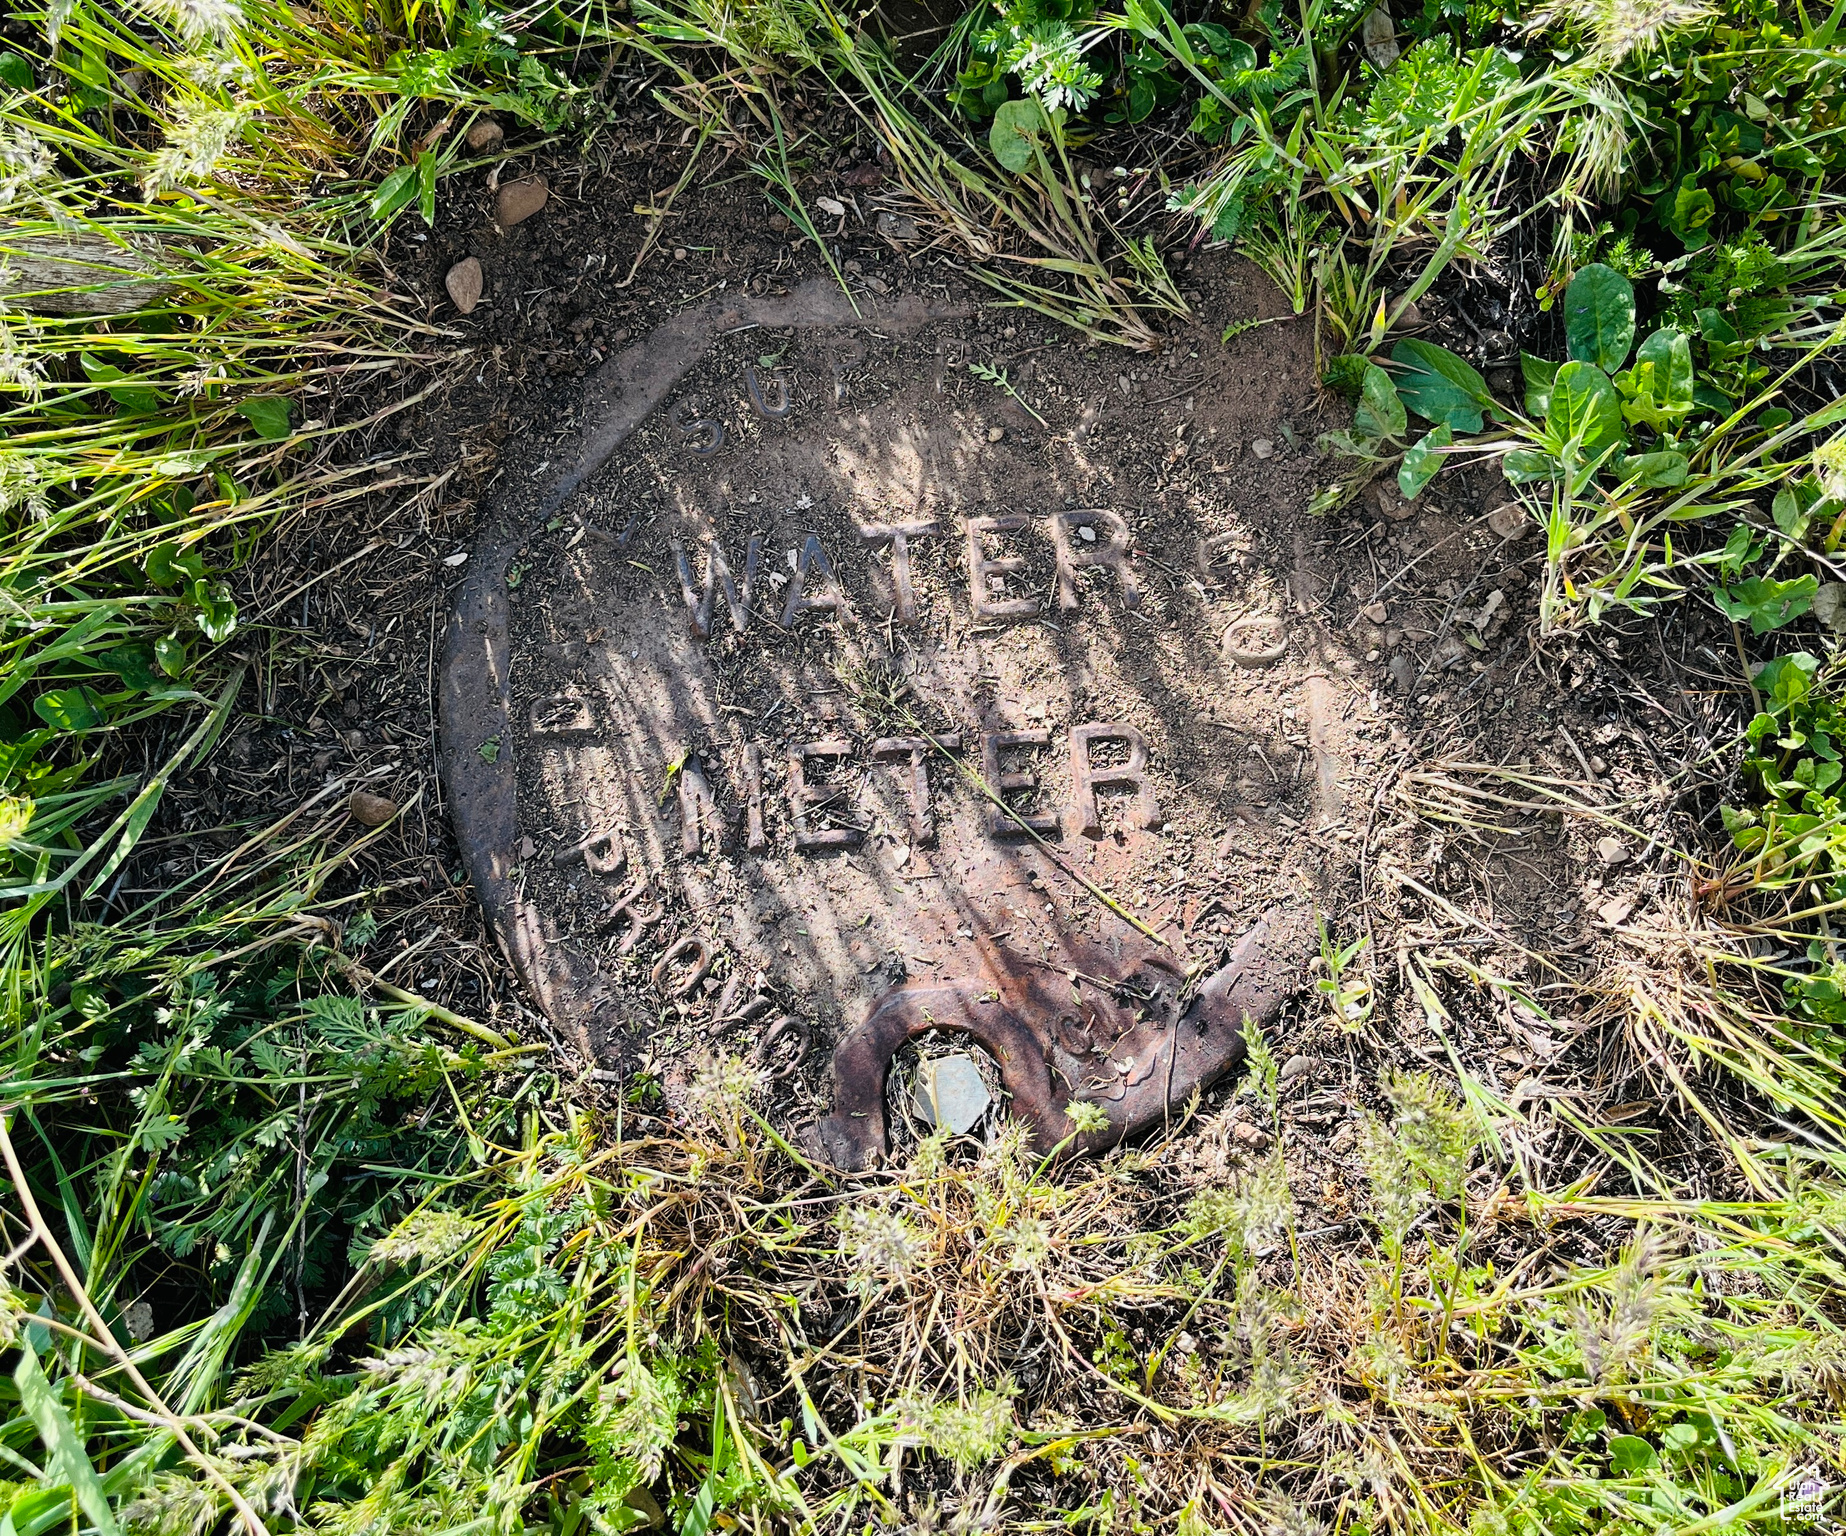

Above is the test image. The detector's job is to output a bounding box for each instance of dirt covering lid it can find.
[440,279,1331,1168]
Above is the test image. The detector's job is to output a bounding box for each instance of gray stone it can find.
[915,1054,991,1133]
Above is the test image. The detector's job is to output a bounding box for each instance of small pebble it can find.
[1078,525,1096,542]
[1597,835,1630,866]
[444,257,483,314]
[1487,502,1529,540]
[1231,1121,1274,1151]
[464,117,503,152]
[1279,1053,1312,1083]
[673,246,687,260]
[768,212,791,233]
[986,426,1004,442]
[495,175,548,228]
[1251,438,1274,458]
[348,790,398,827]
[1361,601,1389,623]
[1590,755,1609,776]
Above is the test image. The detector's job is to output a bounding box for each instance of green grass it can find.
[9,0,1846,1530]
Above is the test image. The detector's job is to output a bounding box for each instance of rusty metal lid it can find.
[440,282,1312,1169]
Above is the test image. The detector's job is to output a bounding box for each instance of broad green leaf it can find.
[1757,653,1821,708]
[155,634,189,678]
[1398,423,1451,500]
[14,1341,120,1536]
[370,163,420,221]
[1608,1434,1658,1475]
[102,642,162,691]
[190,578,238,643]
[1520,352,1557,418]
[1502,448,1560,483]
[1388,338,1492,433]
[417,146,438,225]
[1614,451,1688,487]
[1633,327,1693,406]
[1713,574,1819,635]
[1354,364,1406,442]
[1774,485,1808,538]
[79,353,160,414]
[989,98,1045,174]
[237,395,293,439]
[33,687,107,731]
[1549,361,1625,458]
[1697,307,1740,348]
[1563,263,1635,371]
[0,51,33,88]
[1322,354,1369,394]
[145,541,204,587]
[1669,177,1716,248]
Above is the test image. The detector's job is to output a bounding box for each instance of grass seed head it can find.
[1261,1492,1328,1536]
[142,100,252,195]
[1187,1151,1294,1258]
[910,1124,950,1177]
[1562,1226,1686,1383]
[1004,1212,1050,1270]
[685,1047,763,1147]
[1535,0,1714,60]
[1360,1115,1428,1259]
[1382,1070,1480,1203]
[0,128,53,204]
[0,319,44,402]
[369,1209,480,1266]
[0,452,49,519]
[143,0,246,43]
[898,1379,1018,1474]
[838,1203,927,1292]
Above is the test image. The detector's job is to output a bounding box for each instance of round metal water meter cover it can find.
[441,282,1315,1168]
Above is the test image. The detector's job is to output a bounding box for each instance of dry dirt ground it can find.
[144,105,1756,1203]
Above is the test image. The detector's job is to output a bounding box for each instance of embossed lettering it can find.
[553,823,626,875]
[531,690,592,734]
[1070,722,1162,834]
[743,743,768,853]
[966,515,1040,621]
[605,878,664,954]
[1051,509,1139,610]
[872,734,959,845]
[788,737,862,848]
[980,729,1058,837]
[859,520,940,625]
[672,534,762,639]
[652,933,715,996]
[678,753,723,856]
[782,534,844,626]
